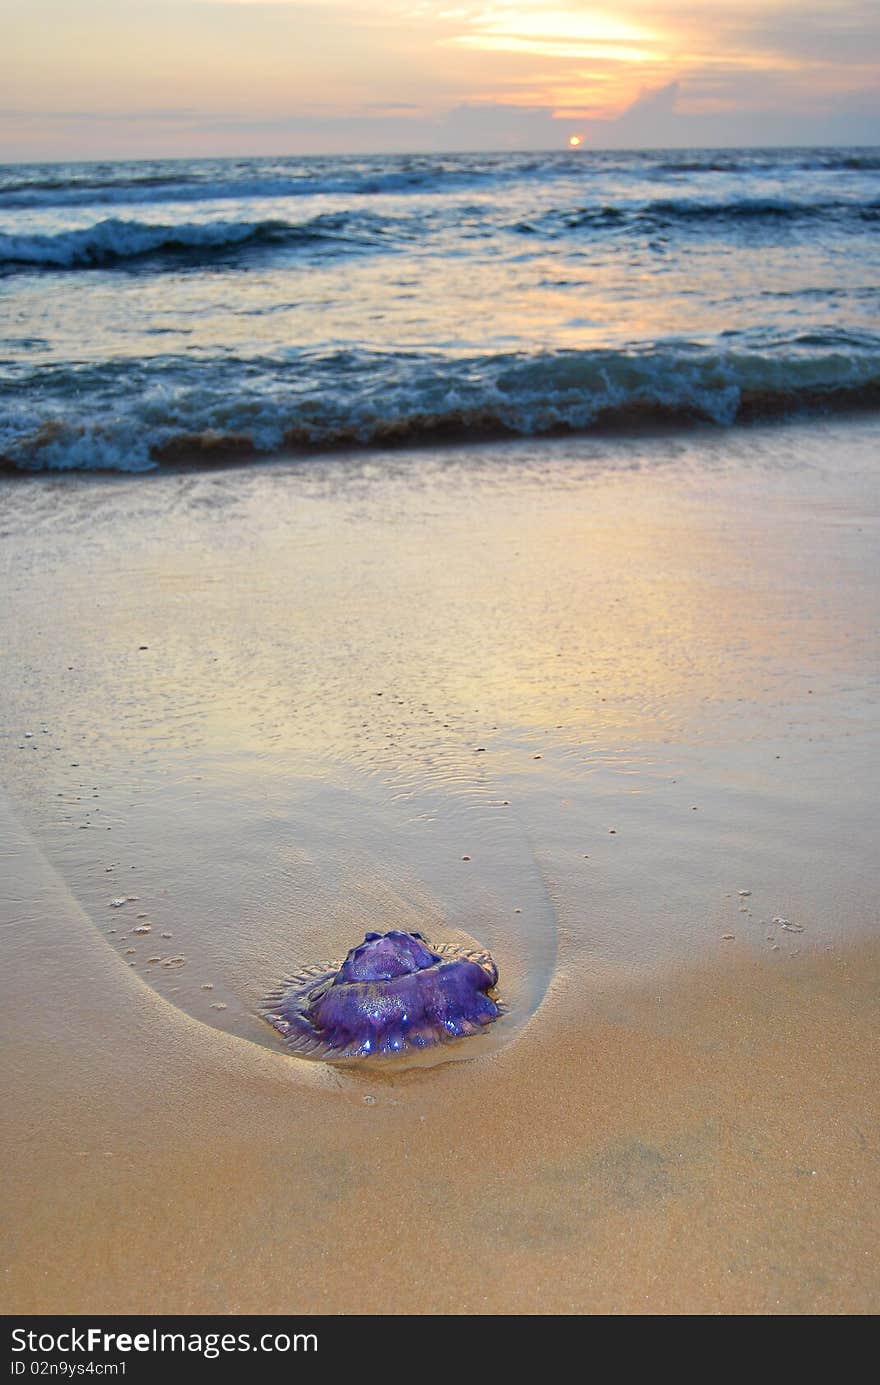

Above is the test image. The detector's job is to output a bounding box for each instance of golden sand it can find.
[2,421,879,1314]
[4,806,878,1315]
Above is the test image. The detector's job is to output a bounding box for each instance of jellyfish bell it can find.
[263,928,501,1060]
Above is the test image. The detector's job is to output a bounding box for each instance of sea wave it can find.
[0,213,395,271]
[3,340,878,473]
[0,170,190,199]
[515,196,880,237]
[0,164,505,210]
[656,151,880,174]
[18,192,866,277]
[813,152,880,171]
[3,148,878,210]
[655,158,751,174]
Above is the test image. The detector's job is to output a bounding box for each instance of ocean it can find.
[1,145,878,473]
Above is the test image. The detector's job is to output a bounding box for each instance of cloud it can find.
[2,0,879,157]
[446,7,659,63]
[580,75,880,147]
[719,0,880,66]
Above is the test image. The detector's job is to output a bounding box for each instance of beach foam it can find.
[3,339,879,472]
[0,212,395,270]
[4,146,879,477]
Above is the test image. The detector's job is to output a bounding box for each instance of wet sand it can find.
[2,419,879,1314]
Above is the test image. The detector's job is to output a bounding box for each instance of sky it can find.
[2,0,879,160]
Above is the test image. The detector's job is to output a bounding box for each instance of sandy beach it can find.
[2,417,879,1315]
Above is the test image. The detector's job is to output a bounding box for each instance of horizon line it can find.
[3,138,880,168]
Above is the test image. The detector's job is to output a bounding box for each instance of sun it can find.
[568,135,583,148]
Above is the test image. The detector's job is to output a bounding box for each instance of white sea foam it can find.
[3,343,878,473]
[0,213,389,270]
[2,147,878,474]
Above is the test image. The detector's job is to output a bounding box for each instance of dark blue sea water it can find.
[1,146,878,472]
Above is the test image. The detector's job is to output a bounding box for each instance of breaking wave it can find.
[0,213,396,271]
[7,191,876,275]
[3,339,879,473]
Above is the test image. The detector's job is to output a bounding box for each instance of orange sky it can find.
[2,1,878,157]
